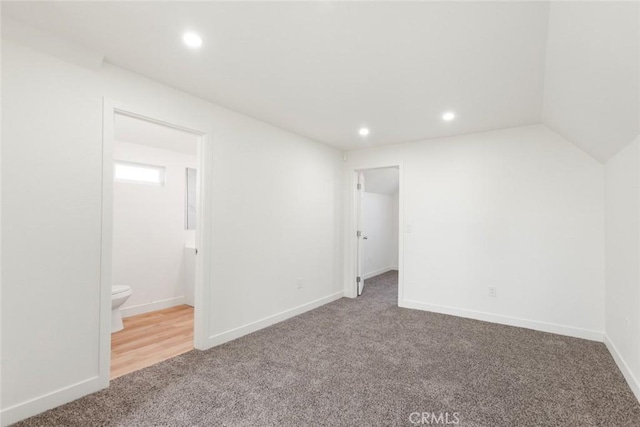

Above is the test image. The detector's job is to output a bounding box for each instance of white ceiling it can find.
[2,2,549,150]
[541,1,639,162]
[2,1,638,161]
[115,114,198,155]
[362,168,399,196]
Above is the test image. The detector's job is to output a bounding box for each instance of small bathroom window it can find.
[114,161,165,186]
[185,168,197,230]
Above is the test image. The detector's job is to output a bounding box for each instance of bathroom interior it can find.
[110,113,199,378]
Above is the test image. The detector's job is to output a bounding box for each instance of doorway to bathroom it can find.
[102,105,209,380]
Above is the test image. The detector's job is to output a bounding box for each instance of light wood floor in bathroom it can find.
[111,305,194,379]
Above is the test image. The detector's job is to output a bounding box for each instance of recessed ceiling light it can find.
[183,32,203,49]
[359,127,370,136]
[442,112,456,121]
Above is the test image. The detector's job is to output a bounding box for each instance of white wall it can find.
[112,141,197,316]
[1,40,343,424]
[362,191,398,278]
[346,125,605,340]
[604,137,640,399]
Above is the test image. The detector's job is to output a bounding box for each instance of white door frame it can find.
[344,162,404,305]
[99,98,213,387]
[356,171,365,296]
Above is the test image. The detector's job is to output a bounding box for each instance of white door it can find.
[356,172,366,296]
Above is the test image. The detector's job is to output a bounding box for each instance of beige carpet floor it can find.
[14,271,640,426]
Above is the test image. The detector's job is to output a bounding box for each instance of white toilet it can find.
[111,285,133,333]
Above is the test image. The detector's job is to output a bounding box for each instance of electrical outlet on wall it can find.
[297,278,304,289]
[488,287,497,297]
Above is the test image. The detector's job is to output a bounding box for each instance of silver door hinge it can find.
[357,183,362,190]
[357,276,361,283]
[357,230,362,238]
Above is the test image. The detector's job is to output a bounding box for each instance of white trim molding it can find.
[400,299,604,342]
[0,377,103,427]
[101,99,213,377]
[364,266,398,280]
[343,161,404,304]
[121,296,188,318]
[604,335,640,402]
[203,291,344,348]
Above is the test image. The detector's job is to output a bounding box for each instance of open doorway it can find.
[355,167,400,300]
[109,113,200,378]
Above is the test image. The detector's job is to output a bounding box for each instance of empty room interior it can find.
[1,2,639,426]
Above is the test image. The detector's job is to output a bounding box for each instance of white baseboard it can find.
[604,335,640,402]
[121,296,186,318]
[2,292,342,424]
[363,266,398,280]
[400,299,603,342]
[203,291,344,348]
[0,376,106,427]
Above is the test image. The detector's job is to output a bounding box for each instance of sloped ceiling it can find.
[541,1,640,163]
[1,1,638,162]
